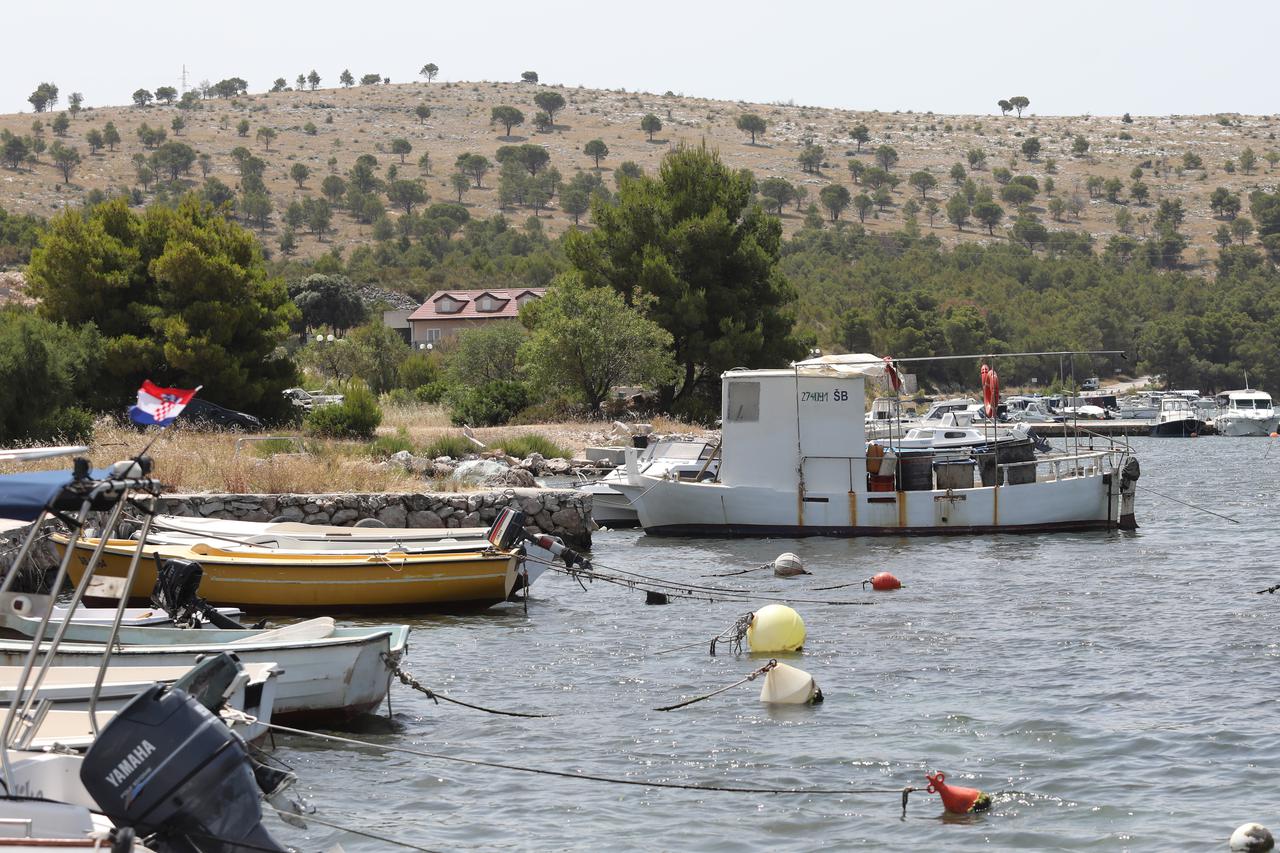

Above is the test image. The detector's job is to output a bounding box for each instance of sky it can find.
[5,0,1278,117]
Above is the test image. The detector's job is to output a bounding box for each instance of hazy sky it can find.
[6,0,1277,117]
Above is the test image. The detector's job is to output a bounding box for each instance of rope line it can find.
[264,804,444,853]
[524,554,874,607]
[655,661,776,711]
[1141,485,1240,524]
[253,716,917,803]
[382,652,554,718]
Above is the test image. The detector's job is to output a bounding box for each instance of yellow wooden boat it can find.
[52,535,518,610]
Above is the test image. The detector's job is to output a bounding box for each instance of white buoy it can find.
[772,552,808,577]
[759,662,822,704]
[1231,823,1275,852]
[746,604,806,652]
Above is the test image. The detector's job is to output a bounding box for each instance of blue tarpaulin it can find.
[0,469,110,522]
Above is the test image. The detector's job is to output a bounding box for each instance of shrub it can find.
[422,433,476,459]
[448,380,529,427]
[368,429,415,459]
[305,381,382,438]
[33,407,95,444]
[492,433,572,460]
[510,395,580,424]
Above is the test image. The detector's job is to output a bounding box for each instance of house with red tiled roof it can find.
[405,288,546,346]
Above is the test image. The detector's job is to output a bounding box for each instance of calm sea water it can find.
[264,437,1280,851]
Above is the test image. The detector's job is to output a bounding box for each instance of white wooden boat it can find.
[0,616,406,722]
[0,661,278,745]
[612,354,1139,537]
[50,604,243,626]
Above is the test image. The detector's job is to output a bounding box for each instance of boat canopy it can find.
[0,467,110,521]
[791,353,893,379]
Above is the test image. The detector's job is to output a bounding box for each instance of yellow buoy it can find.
[746,604,806,653]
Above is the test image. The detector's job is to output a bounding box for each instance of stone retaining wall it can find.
[151,488,593,550]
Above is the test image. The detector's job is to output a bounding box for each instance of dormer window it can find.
[436,296,463,314]
[477,295,501,312]
[516,292,540,307]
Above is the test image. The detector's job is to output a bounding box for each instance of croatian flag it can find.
[129,381,201,427]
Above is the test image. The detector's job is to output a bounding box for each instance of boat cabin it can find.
[1216,390,1274,412]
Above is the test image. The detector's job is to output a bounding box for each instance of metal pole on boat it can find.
[88,495,157,735]
[0,509,53,597]
[0,497,94,782]
[11,488,131,730]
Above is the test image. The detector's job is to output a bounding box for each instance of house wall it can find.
[409,317,516,345]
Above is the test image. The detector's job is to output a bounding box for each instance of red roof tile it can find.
[407,288,546,322]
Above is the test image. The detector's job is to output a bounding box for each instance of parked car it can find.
[283,387,345,410]
[179,398,263,431]
[1081,377,1100,391]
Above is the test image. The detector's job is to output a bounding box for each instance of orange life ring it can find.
[981,364,999,418]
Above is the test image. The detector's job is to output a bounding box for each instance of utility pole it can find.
[180,65,188,95]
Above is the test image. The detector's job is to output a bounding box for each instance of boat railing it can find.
[999,449,1122,482]
[800,446,1126,492]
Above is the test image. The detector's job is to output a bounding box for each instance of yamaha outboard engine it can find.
[80,683,287,853]
[151,557,244,629]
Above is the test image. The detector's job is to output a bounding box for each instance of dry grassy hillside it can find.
[1,79,1278,262]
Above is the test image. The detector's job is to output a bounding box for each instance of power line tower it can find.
[180,65,188,95]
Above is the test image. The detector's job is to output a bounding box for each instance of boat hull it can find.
[1216,416,1280,436]
[0,625,406,722]
[1149,418,1208,437]
[54,538,518,610]
[583,485,640,527]
[617,462,1135,538]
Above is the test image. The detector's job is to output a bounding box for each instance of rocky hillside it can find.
[1,79,1277,261]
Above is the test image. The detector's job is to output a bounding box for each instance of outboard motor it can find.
[488,507,592,572]
[151,557,244,629]
[80,684,287,853]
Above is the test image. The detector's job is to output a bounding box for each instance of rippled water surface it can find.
[263,438,1280,851]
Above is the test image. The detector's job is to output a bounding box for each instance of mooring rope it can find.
[654,660,777,711]
[244,714,918,812]
[382,652,554,718]
[522,553,874,607]
[1141,484,1241,524]
[263,804,445,853]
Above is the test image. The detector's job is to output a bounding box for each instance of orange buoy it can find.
[926,771,991,814]
[863,572,902,591]
[1271,432,1279,438]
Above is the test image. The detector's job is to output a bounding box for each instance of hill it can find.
[1,79,1278,264]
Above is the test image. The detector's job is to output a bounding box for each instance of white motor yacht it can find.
[1212,389,1279,436]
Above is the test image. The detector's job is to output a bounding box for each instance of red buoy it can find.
[926,771,991,814]
[863,572,902,591]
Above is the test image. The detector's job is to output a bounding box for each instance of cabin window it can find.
[944,431,966,438]
[726,382,760,422]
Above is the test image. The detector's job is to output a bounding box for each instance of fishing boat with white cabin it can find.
[612,353,1139,537]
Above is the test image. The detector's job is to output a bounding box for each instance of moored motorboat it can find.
[1212,389,1279,436]
[1149,395,1208,436]
[579,438,719,527]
